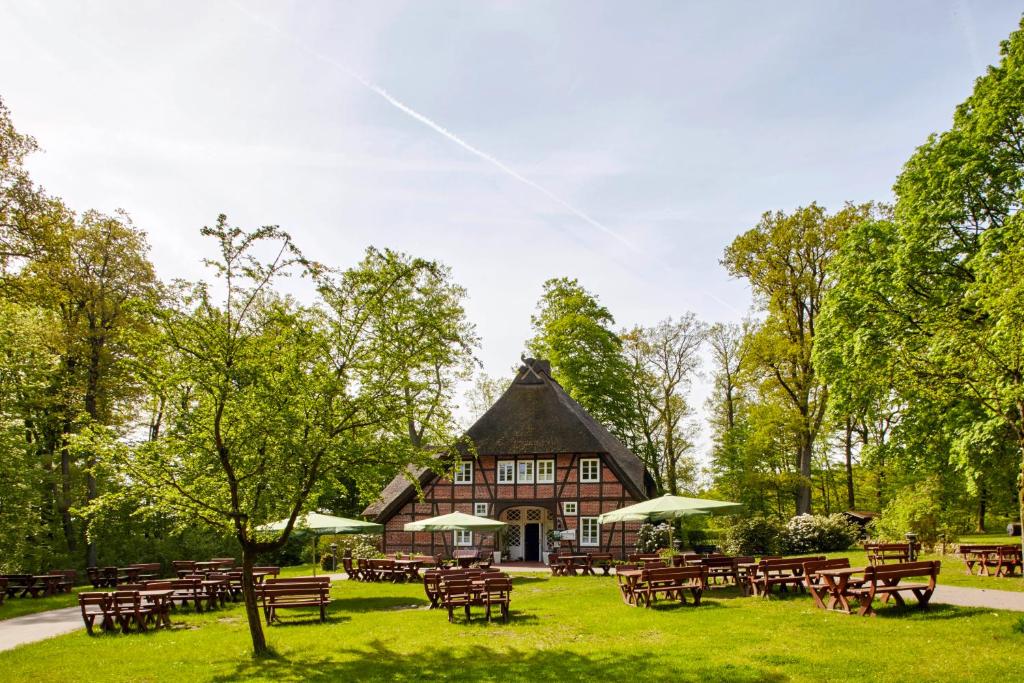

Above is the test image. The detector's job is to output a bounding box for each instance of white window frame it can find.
[580,458,600,483]
[517,460,534,484]
[454,530,473,546]
[454,461,473,485]
[562,501,578,516]
[473,502,489,517]
[580,517,600,546]
[537,459,555,483]
[497,461,514,484]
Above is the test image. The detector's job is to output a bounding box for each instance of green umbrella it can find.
[404,512,506,559]
[258,512,383,575]
[598,494,742,550]
[403,511,506,532]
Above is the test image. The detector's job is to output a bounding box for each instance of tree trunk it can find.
[844,418,855,510]
[976,483,987,533]
[241,545,270,657]
[796,431,813,515]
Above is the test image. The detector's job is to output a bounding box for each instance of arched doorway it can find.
[499,506,553,562]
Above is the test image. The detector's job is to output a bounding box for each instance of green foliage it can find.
[781,514,859,553]
[722,516,784,555]
[722,202,883,514]
[527,277,638,442]
[873,477,968,546]
[634,522,671,553]
[316,534,383,569]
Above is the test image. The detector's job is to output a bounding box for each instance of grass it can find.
[0,572,1022,682]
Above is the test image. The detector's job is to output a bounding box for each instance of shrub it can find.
[313,533,382,569]
[635,523,671,553]
[723,516,783,555]
[781,514,859,553]
[873,477,966,546]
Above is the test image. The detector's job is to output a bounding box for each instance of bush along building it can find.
[364,358,655,560]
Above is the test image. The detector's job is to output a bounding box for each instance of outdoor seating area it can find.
[609,551,945,618]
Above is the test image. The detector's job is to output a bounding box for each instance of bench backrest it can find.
[757,556,825,574]
[442,579,472,597]
[643,567,703,583]
[864,560,940,582]
[997,545,1022,558]
[261,584,329,599]
[482,576,512,595]
[588,553,613,561]
[265,576,329,586]
[958,544,1000,553]
[802,558,851,576]
[78,592,109,608]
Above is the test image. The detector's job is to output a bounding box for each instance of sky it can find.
[2,1,1021,458]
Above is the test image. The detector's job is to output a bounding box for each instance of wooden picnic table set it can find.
[549,552,614,576]
[346,554,442,582]
[611,552,943,617]
[957,544,1022,577]
[422,568,513,623]
[1,570,75,600]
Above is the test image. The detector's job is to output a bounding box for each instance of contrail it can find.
[223,0,743,316]
[344,72,639,252]
[223,0,638,254]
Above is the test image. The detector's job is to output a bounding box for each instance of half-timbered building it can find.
[364,358,654,560]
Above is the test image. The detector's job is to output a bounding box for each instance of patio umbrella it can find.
[258,512,384,576]
[598,494,742,550]
[404,511,506,558]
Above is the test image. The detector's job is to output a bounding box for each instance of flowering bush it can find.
[781,514,859,553]
[635,522,671,553]
[723,517,784,555]
[316,533,383,569]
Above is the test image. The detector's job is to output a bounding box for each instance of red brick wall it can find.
[378,452,645,559]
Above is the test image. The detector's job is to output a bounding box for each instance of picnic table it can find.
[815,561,940,616]
[615,567,705,607]
[394,559,423,581]
[959,544,1022,576]
[553,554,590,576]
[138,589,175,629]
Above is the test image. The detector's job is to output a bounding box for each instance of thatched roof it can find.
[364,358,652,521]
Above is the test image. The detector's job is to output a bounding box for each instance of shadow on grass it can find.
[336,596,430,612]
[442,610,541,627]
[210,640,789,683]
[872,603,992,620]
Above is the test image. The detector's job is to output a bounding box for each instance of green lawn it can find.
[0,572,1021,682]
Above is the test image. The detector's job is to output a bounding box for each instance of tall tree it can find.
[527,277,638,441]
[621,315,705,493]
[819,19,1024,543]
[124,218,465,655]
[723,202,880,514]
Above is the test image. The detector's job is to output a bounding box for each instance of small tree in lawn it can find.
[126,217,461,656]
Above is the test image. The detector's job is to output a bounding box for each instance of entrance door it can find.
[524,523,540,562]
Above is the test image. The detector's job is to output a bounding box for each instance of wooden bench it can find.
[127,563,162,581]
[259,577,331,624]
[480,576,513,622]
[958,544,1000,575]
[865,542,920,565]
[748,556,825,597]
[802,558,863,609]
[847,560,940,616]
[632,567,705,608]
[586,552,614,576]
[78,592,112,634]
[993,545,1023,576]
